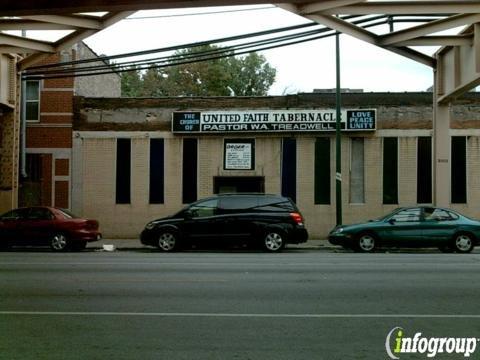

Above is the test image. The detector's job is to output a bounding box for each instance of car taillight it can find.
[290,212,304,226]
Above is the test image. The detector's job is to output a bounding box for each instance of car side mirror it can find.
[388,218,396,225]
[183,210,193,219]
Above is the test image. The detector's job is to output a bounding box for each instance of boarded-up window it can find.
[350,138,365,203]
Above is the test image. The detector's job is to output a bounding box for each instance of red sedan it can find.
[0,206,101,251]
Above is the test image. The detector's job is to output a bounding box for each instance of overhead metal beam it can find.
[21,15,103,30]
[308,14,379,45]
[277,7,436,68]
[320,1,480,15]
[0,33,55,53]
[0,19,78,31]
[0,46,38,54]
[99,11,136,28]
[395,35,473,47]
[385,46,436,68]
[437,78,480,104]
[0,0,306,16]
[299,0,366,15]
[379,13,480,46]
[18,11,135,70]
[436,23,480,104]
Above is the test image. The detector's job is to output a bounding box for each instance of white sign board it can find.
[224,141,254,170]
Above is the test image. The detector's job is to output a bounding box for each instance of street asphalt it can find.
[1,251,480,359]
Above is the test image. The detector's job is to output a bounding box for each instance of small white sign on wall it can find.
[224,140,255,170]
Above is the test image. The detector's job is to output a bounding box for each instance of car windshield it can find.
[374,208,402,222]
[174,206,190,218]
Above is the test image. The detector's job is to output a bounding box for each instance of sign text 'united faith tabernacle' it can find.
[172,109,376,133]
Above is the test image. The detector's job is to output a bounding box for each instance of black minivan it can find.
[140,194,308,252]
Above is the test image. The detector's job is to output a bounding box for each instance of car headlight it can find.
[335,227,344,233]
[145,222,156,230]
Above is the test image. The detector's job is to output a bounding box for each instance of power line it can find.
[26,27,331,76]
[25,22,320,70]
[22,14,443,80]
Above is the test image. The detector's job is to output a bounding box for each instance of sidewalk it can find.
[88,238,336,251]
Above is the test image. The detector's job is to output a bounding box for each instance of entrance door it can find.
[19,154,43,207]
[214,176,265,194]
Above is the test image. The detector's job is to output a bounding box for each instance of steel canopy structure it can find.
[0,0,479,210]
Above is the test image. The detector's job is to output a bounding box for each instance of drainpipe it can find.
[20,75,27,178]
[20,29,27,179]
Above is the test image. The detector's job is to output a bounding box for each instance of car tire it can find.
[157,231,179,252]
[356,232,376,253]
[50,233,70,252]
[263,231,285,252]
[452,233,474,253]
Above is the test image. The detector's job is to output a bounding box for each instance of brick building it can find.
[72,92,480,239]
[19,42,121,209]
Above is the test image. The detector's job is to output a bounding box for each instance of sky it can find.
[76,5,438,95]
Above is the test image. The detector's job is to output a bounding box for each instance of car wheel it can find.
[263,231,285,252]
[50,233,69,252]
[452,233,474,253]
[356,233,376,253]
[157,231,178,252]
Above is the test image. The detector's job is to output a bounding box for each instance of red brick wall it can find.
[55,159,69,176]
[39,115,72,124]
[44,77,74,89]
[26,128,72,149]
[40,91,73,113]
[54,181,69,208]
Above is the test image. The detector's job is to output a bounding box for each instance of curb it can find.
[87,240,339,252]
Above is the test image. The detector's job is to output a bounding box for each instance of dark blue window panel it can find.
[315,138,331,204]
[451,136,467,204]
[149,139,164,204]
[417,137,432,204]
[116,138,131,204]
[183,138,198,204]
[383,137,398,204]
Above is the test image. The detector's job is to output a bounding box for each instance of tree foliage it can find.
[121,45,276,97]
[120,65,142,97]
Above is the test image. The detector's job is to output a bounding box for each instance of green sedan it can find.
[328,207,480,253]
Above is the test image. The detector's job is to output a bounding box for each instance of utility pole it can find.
[335,30,342,226]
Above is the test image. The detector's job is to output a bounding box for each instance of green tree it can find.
[120,66,142,97]
[141,67,166,97]
[122,45,276,97]
[226,52,276,96]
